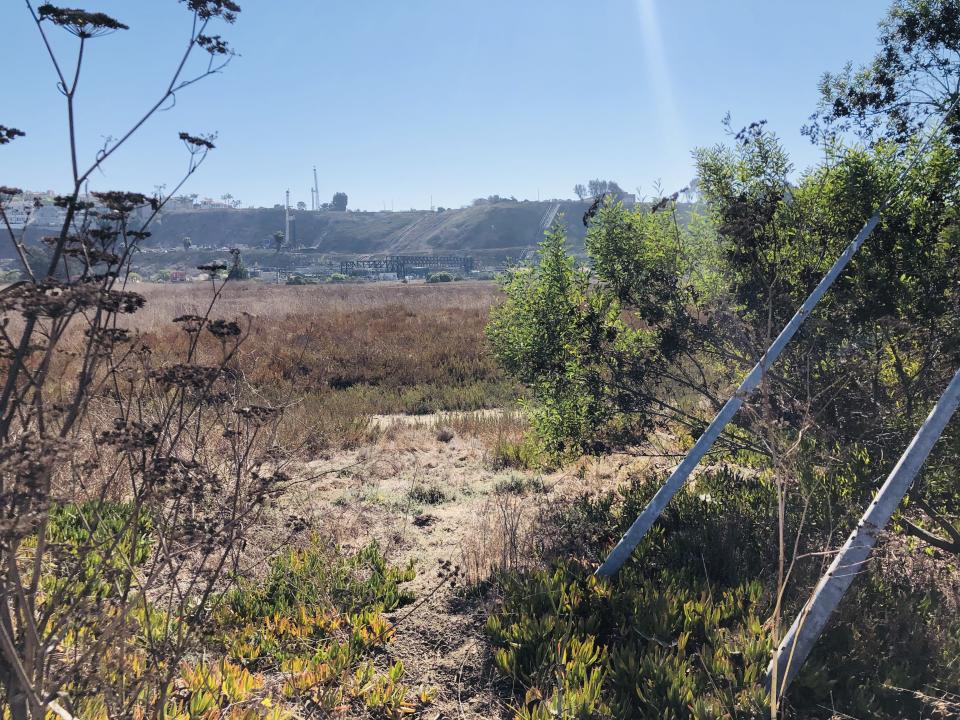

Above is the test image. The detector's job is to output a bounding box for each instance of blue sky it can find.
[4,1,886,211]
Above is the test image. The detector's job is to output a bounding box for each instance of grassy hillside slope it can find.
[144,201,599,259]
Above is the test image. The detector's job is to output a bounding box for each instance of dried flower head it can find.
[150,364,222,390]
[182,0,241,23]
[0,126,25,145]
[173,314,207,334]
[207,319,241,339]
[196,34,231,55]
[99,418,160,451]
[0,435,72,542]
[234,405,279,423]
[37,4,129,38]
[91,191,149,214]
[179,132,217,151]
[52,195,91,209]
[0,282,142,319]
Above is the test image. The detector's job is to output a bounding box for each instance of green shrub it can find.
[225,539,414,621]
[494,475,545,495]
[285,273,317,285]
[488,564,771,719]
[46,501,153,599]
[491,463,960,719]
[489,434,542,471]
[407,482,448,505]
[426,271,454,283]
[215,540,431,716]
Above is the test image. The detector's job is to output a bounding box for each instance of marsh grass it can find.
[119,281,520,451]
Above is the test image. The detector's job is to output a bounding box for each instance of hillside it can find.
[144,200,599,260]
[9,199,697,268]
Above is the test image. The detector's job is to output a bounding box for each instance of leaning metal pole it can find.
[768,363,960,702]
[595,212,880,577]
[595,98,960,579]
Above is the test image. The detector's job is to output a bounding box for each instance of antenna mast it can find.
[284,189,290,246]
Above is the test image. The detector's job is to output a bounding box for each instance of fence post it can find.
[768,363,960,702]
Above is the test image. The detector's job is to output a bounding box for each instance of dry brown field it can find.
[127,280,521,454]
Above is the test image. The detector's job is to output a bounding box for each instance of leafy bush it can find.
[487,215,689,459]
[426,271,454,283]
[488,565,771,719]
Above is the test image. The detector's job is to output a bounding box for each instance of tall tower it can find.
[313,166,320,212]
[284,189,290,247]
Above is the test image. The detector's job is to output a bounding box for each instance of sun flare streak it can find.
[636,0,686,166]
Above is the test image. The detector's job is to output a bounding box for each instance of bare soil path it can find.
[283,421,666,719]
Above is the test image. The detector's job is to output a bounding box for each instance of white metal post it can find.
[768,363,960,701]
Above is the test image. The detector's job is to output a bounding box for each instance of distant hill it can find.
[11,200,697,265]
[145,201,597,261]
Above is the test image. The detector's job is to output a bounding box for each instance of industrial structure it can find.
[339,255,474,278]
[310,167,320,211]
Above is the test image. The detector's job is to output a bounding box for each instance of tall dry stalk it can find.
[0,4,300,718]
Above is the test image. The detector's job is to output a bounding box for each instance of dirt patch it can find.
[281,421,672,718]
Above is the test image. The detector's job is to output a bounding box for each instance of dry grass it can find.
[121,280,519,452]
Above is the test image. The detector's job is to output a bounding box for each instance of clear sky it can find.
[4,1,887,211]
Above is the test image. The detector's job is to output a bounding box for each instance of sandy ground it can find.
[280,414,672,719]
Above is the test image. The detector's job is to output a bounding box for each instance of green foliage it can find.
[327,272,349,283]
[487,210,690,458]
[407,481,448,505]
[488,565,771,719]
[225,539,415,621]
[22,535,426,719]
[490,457,960,719]
[487,225,617,457]
[494,474,545,496]
[407,482,450,505]
[426,271,454,283]
[489,434,543,471]
[812,0,960,145]
[331,191,348,211]
[487,466,776,719]
[284,273,316,285]
[216,540,429,718]
[46,501,152,599]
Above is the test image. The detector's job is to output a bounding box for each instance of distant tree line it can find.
[573,179,626,200]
